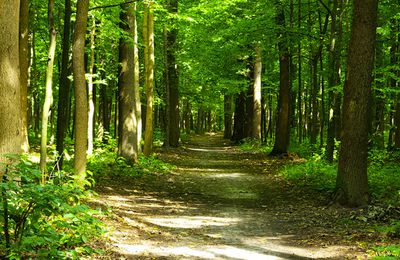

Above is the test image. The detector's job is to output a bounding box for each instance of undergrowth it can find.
[0,157,105,259]
[88,141,175,179]
[240,138,400,258]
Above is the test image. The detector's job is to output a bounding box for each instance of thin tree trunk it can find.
[72,0,89,186]
[224,95,233,139]
[252,43,262,140]
[336,0,377,207]
[40,0,57,180]
[133,2,142,154]
[87,17,96,155]
[297,0,302,143]
[326,0,343,162]
[56,0,72,169]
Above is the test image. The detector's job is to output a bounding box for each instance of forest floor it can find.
[91,133,373,259]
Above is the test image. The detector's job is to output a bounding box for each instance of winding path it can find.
[93,134,362,259]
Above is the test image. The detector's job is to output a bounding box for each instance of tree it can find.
[143,0,155,156]
[19,0,30,153]
[73,0,89,186]
[0,0,21,169]
[40,0,57,178]
[252,42,262,140]
[56,0,72,169]
[118,2,141,163]
[165,0,180,147]
[335,0,378,207]
[270,1,291,156]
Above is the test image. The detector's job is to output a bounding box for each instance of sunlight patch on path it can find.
[186,147,232,153]
[143,215,240,229]
[114,243,286,259]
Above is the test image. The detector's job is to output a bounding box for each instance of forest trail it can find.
[93,134,364,259]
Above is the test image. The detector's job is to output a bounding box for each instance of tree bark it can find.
[165,0,180,147]
[336,0,377,207]
[0,0,21,170]
[326,0,343,162]
[87,17,96,156]
[224,95,233,139]
[56,0,72,169]
[40,0,57,179]
[143,0,155,156]
[252,43,262,140]
[72,0,89,186]
[118,2,141,163]
[270,1,290,155]
[19,0,30,153]
[232,92,246,143]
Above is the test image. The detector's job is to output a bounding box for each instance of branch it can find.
[88,0,137,11]
[317,0,331,16]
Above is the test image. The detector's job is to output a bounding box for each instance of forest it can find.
[1,0,400,258]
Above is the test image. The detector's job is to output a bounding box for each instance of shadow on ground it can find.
[92,133,365,259]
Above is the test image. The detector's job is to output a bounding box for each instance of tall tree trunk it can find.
[72,0,89,186]
[252,43,262,140]
[232,92,246,143]
[40,0,57,179]
[297,0,302,143]
[56,0,72,169]
[326,0,343,162]
[118,2,141,163]
[133,2,142,154]
[391,20,400,149]
[224,95,233,139]
[310,56,318,144]
[19,0,30,153]
[0,0,21,169]
[87,17,96,155]
[270,1,291,155]
[336,0,377,207]
[143,0,155,156]
[165,0,180,147]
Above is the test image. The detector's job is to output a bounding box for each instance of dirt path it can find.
[93,134,366,259]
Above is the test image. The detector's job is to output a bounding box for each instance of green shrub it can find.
[0,158,105,258]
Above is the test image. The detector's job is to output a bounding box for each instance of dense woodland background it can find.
[0,0,400,258]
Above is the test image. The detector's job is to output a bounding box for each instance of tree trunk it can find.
[118,2,141,163]
[72,0,89,186]
[224,95,233,139]
[297,0,302,143]
[87,17,96,155]
[143,0,155,156]
[326,0,343,162]
[232,92,246,143]
[252,43,262,140]
[19,0,30,153]
[0,0,21,169]
[270,2,290,155]
[165,0,180,147]
[40,0,57,179]
[56,0,72,169]
[336,0,377,207]
[133,2,142,154]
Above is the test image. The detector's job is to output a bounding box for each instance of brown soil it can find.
[91,133,370,259]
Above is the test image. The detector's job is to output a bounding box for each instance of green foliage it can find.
[370,244,400,259]
[0,158,105,258]
[239,138,273,153]
[280,155,337,192]
[88,139,175,179]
